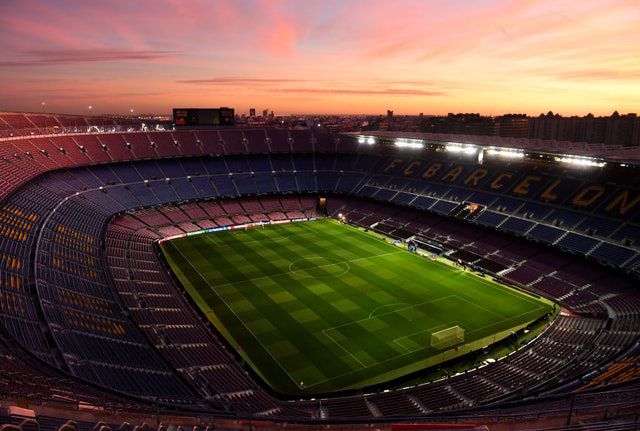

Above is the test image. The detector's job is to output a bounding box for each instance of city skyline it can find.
[1,0,639,116]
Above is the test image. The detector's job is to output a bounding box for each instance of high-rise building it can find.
[605,112,639,147]
[528,111,639,146]
[249,108,256,117]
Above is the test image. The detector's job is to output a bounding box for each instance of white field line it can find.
[288,258,351,278]
[305,303,547,389]
[465,305,547,336]
[322,329,367,368]
[391,243,545,309]
[308,296,458,386]
[393,339,413,354]
[453,294,507,320]
[212,226,317,247]
[212,250,403,290]
[325,295,457,332]
[393,321,460,354]
[368,302,409,319]
[171,243,303,389]
[205,235,223,247]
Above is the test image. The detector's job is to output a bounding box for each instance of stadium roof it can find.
[344,131,640,164]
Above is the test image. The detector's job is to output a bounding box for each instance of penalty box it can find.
[320,295,466,370]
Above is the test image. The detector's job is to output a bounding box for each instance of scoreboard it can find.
[173,108,235,126]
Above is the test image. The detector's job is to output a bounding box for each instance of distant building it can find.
[528,111,639,146]
[372,111,640,147]
[495,114,528,138]
[249,108,256,117]
[422,113,496,136]
[605,111,639,147]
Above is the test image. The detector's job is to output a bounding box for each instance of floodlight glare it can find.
[555,156,605,168]
[395,138,424,149]
[445,143,476,155]
[485,147,524,159]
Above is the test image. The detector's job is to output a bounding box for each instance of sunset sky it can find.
[0,0,638,116]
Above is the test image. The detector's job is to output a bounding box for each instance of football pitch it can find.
[160,218,553,396]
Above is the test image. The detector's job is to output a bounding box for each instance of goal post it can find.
[431,325,465,350]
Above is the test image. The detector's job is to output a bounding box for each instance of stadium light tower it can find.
[41,101,45,113]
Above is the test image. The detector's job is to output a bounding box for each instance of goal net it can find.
[431,325,465,350]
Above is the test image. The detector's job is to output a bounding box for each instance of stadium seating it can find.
[0,121,638,428]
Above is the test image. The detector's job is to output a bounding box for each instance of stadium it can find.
[0,111,638,431]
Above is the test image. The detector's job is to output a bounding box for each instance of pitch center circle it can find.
[288,257,350,278]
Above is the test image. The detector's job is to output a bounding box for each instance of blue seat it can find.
[412,195,437,210]
[501,217,534,234]
[336,173,362,193]
[528,224,565,243]
[90,164,121,184]
[557,232,600,254]
[150,181,178,202]
[179,158,207,176]
[104,185,140,209]
[232,173,257,195]
[191,176,218,198]
[127,182,160,206]
[431,200,457,215]
[275,172,297,193]
[110,163,143,183]
[136,160,165,179]
[156,159,186,178]
[392,192,415,205]
[295,173,316,192]
[271,155,294,171]
[476,210,508,227]
[202,158,229,175]
[316,172,337,192]
[590,243,637,266]
[254,172,278,194]
[375,188,396,201]
[172,178,200,200]
[211,174,237,197]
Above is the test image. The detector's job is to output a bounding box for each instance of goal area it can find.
[431,325,465,350]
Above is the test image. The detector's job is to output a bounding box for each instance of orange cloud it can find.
[0,0,638,115]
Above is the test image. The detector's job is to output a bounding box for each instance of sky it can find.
[0,0,638,116]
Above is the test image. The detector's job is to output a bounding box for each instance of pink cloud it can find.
[273,88,446,97]
[0,49,178,67]
[177,77,312,85]
[0,0,638,115]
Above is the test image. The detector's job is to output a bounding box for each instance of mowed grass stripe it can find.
[211,227,366,378]
[220,226,373,378]
[162,219,554,395]
[243,225,395,373]
[162,240,304,387]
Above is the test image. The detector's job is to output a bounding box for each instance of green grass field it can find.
[160,219,553,396]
